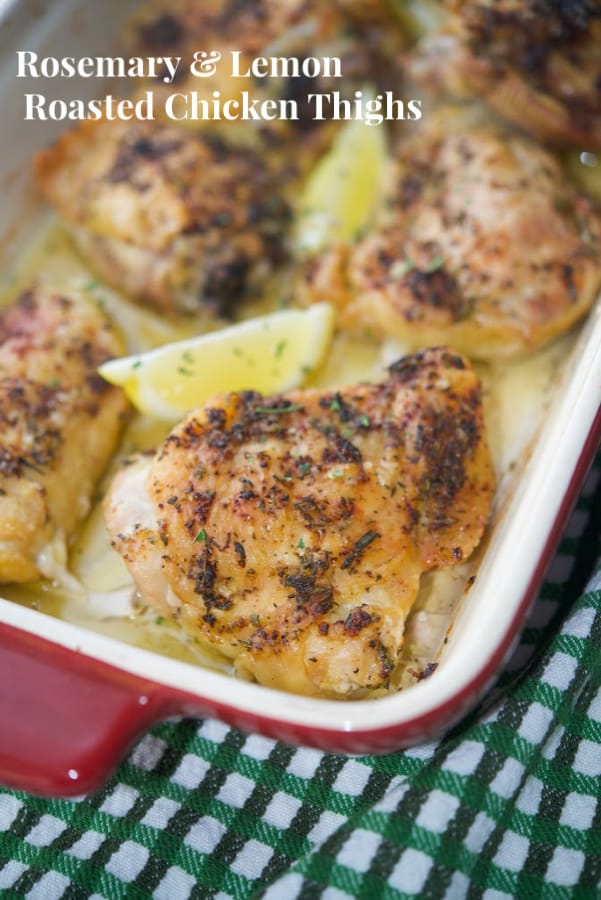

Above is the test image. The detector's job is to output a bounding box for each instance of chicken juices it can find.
[0,286,128,583]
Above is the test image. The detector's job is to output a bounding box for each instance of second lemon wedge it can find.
[99,303,335,421]
[293,97,388,254]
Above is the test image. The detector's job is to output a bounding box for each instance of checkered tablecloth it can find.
[0,457,599,899]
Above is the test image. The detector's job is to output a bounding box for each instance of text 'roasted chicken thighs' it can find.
[298,110,601,358]
[0,286,128,583]
[35,119,289,316]
[126,0,404,144]
[105,347,494,698]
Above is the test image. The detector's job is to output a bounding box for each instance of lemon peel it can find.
[98,303,335,421]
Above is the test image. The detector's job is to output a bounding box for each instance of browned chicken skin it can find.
[408,0,601,149]
[104,347,494,697]
[297,109,601,358]
[0,286,129,583]
[35,119,289,316]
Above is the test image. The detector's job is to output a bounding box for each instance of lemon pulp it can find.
[293,100,388,253]
[99,302,335,421]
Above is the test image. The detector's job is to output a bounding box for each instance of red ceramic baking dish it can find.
[0,0,599,797]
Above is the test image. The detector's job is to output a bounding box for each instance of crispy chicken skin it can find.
[0,286,128,583]
[35,119,289,316]
[104,347,494,697]
[408,0,601,148]
[297,109,601,359]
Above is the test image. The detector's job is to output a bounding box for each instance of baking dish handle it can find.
[0,621,169,797]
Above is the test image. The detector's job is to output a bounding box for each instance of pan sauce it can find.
[0,215,574,691]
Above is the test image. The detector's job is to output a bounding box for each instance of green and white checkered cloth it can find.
[0,457,599,899]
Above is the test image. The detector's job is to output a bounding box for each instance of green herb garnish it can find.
[390,259,414,278]
[425,255,444,273]
[255,403,304,415]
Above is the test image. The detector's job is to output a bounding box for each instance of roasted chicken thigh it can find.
[35,120,289,315]
[297,109,601,358]
[0,285,128,583]
[104,347,494,697]
[408,0,601,149]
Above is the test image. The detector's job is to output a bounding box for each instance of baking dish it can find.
[0,0,599,797]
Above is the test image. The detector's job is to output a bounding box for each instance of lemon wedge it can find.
[99,303,335,421]
[293,95,388,254]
